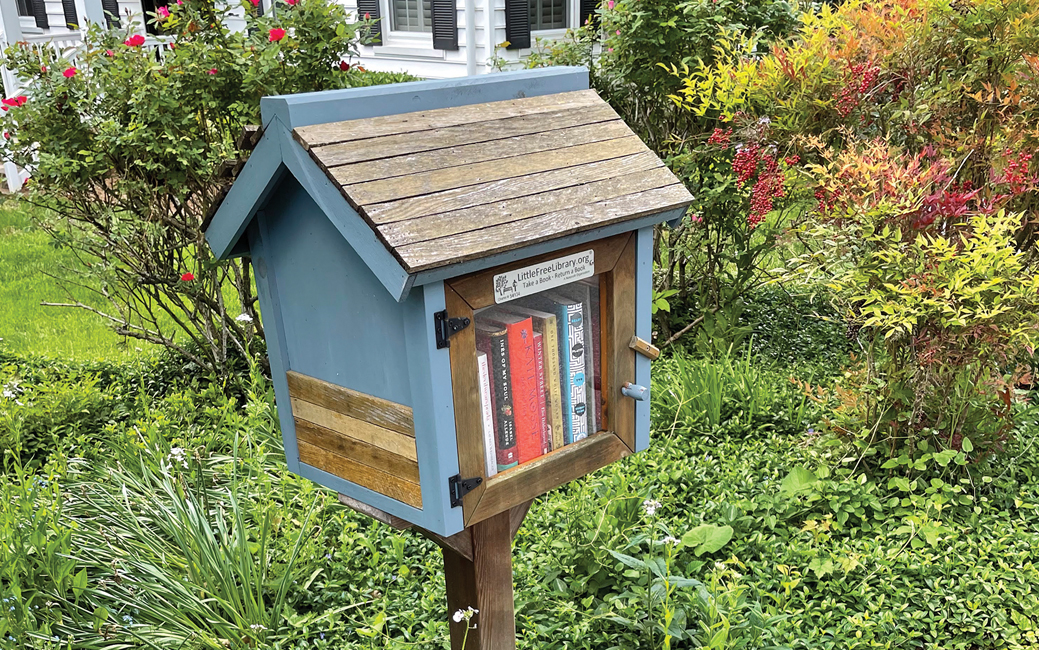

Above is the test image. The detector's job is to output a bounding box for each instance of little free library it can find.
[206,66,693,649]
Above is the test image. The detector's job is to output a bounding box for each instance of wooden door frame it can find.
[444,232,638,527]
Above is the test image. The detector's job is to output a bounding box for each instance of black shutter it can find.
[356,0,381,44]
[504,0,529,49]
[102,0,120,28]
[431,0,457,50]
[31,0,48,28]
[579,0,598,28]
[62,0,78,28]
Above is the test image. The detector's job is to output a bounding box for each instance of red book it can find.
[533,332,551,455]
[482,311,542,464]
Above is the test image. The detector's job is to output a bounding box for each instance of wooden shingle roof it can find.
[294,90,693,274]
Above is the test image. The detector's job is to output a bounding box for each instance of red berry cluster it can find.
[732,144,761,186]
[748,156,784,228]
[814,186,840,213]
[784,155,800,166]
[996,151,1036,194]
[707,127,733,146]
[836,61,880,118]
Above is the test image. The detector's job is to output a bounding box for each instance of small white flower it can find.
[452,609,464,623]
[235,313,253,323]
[452,607,478,623]
[168,447,189,469]
[249,624,267,631]
[663,536,680,545]
[642,499,662,517]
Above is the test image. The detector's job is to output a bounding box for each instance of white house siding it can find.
[341,0,576,79]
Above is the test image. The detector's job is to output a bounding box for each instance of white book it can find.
[477,351,498,477]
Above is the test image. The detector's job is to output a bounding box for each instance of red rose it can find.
[286,0,298,5]
[339,61,350,71]
[124,34,146,47]
[208,68,218,75]
[268,27,286,41]
[105,49,114,56]
[63,67,77,78]
[180,272,195,282]
[364,12,370,19]
[40,65,47,73]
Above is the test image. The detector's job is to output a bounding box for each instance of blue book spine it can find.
[554,303,574,445]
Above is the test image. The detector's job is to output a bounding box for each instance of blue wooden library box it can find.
[205,67,693,537]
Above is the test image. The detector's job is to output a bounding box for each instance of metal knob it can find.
[621,382,648,402]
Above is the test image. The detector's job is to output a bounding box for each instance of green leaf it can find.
[608,550,648,570]
[681,524,734,556]
[961,437,973,453]
[780,466,817,494]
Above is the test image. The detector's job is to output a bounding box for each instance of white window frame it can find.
[530,0,573,40]
[380,0,434,47]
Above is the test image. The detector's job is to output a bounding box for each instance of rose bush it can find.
[0,0,413,378]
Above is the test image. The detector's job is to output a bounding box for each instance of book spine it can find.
[586,283,602,434]
[477,352,498,478]
[555,304,574,445]
[507,317,542,464]
[487,331,518,470]
[542,316,565,451]
[533,332,550,455]
[566,302,589,442]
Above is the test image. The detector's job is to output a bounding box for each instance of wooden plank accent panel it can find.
[444,284,488,523]
[342,136,649,206]
[290,399,418,460]
[294,90,603,149]
[297,420,420,483]
[465,433,631,526]
[397,184,690,273]
[447,232,631,311]
[314,106,621,171]
[288,371,421,508]
[379,166,680,248]
[606,235,637,451]
[299,441,422,508]
[287,371,414,436]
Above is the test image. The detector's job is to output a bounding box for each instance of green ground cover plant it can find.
[2,342,1038,649]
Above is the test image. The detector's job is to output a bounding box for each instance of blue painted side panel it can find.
[402,281,465,536]
[206,128,286,260]
[276,123,411,300]
[407,206,689,296]
[634,226,654,452]
[249,216,300,473]
[262,67,590,130]
[264,176,414,407]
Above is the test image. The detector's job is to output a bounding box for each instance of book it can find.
[481,311,543,464]
[476,351,498,477]
[533,331,551,456]
[499,305,564,451]
[535,291,589,444]
[568,279,601,433]
[475,322,518,471]
[585,280,603,432]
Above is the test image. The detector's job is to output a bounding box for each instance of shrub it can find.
[0,0,413,379]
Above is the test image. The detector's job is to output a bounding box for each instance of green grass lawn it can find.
[0,199,145,360]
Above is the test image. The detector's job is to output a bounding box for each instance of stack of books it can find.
[474,279,603,475]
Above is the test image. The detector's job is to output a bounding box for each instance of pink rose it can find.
[268,27,286,41]
[63,67,77,78]
[208,67,218,74]
[156,6,169,18]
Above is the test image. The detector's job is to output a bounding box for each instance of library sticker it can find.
[493,250,595,304]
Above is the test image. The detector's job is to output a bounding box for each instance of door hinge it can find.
[449,474,483,508]
[434,310,470,349]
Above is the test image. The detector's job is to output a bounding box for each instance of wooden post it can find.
[443,508,516,650]
[339,494,532,649]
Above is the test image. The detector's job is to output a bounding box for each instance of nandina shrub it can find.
[665,0,1039,466]
[0,0,412,378]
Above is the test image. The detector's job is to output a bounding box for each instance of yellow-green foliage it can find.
[848,211,1039,345]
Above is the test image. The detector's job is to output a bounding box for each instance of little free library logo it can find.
[493,250,595,304]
